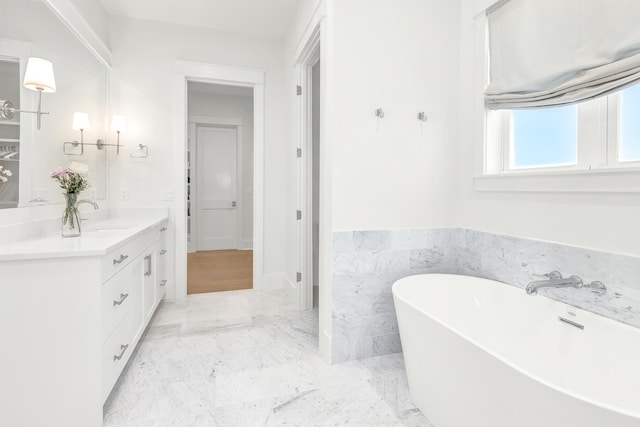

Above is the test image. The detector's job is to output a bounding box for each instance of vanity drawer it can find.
[157,242,169,269]
[157,222,169,266]
[102,229,156,282]
[156,263,167,305]
[102,313,134,402]
[101,256,137,342]
[157,220,169,235]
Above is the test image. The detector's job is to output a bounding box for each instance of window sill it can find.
[474,167,640,193]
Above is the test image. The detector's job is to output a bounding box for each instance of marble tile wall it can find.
[331,228,465,362]
[332,228,640,363]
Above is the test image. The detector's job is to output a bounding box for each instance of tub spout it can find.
[526,272,583,295]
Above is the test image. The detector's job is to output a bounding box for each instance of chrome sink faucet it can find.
[526,271,583,295]
[75,199,99,223]
[76,199,99,210]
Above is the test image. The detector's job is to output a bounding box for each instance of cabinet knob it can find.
[160,280,167,287]
[160,226,167,232]
[160,249,167,255]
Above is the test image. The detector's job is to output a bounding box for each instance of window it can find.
[511,105,577,169]
[487,83,640,174]
[619,83,640,162]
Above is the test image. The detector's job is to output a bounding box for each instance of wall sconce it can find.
[110,115,126,155]
[64,112,100,155]
[73,111,90,141]
[64,113,128,156]
[65,112,90,155]
[0,57,56,130]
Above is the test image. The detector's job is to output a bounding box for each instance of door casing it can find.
[174,62,265,298]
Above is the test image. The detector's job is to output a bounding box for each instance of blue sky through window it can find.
[619,83,640,161]
[511,105,578,168]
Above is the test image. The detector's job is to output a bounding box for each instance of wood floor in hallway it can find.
[187,250,253,294]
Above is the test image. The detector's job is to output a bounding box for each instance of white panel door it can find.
[196,126,238,250]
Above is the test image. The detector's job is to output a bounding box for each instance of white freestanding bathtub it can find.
[393,274,640,427]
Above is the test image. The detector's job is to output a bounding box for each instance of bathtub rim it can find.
[393,273,640,421]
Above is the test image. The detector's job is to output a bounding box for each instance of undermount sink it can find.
[84,223,135,232]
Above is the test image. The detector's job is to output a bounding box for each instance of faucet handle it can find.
[584,280,607,294]
[545,271,563,280]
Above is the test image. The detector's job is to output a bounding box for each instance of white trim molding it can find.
[173,60,265,298]
[475,168,640,193]
[189,115,243,127]
[41,0,112,68]
[263,273,284,290]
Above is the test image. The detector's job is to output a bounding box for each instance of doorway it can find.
[186,82,254,294]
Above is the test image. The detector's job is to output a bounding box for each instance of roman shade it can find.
[485,0,640,109]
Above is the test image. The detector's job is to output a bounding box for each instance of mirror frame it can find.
[42,0,112,68]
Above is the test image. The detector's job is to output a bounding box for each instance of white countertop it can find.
[0,209,168,261]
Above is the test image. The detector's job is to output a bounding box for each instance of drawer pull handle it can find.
[160,249,167,255]
[160,280,167,287]
[113,293,129,307]
[144,255,152,277]
[160,226,167,232]
[113,254,129,265]
[113,344,129,362]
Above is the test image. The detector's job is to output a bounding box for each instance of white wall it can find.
[456,0,640,257]
[187,87,254,248]
[108,16,288,296]
[330,0,460,231]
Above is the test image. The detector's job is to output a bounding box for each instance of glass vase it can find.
[62,192,81,238]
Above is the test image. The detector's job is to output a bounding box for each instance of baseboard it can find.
[241,239,253,250]
[260,272,284,290]
[283,273,297,305]
[320,328,332,364]
[163,280,176,300]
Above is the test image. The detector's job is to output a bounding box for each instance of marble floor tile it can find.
[104,289,432,427]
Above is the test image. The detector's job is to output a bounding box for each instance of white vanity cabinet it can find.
[0,214,169,427]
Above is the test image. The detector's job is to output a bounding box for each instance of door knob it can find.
[232,201,237,208]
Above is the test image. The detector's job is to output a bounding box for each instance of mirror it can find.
[0,0,108,209]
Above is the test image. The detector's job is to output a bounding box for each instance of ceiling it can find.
[99,0,299,39]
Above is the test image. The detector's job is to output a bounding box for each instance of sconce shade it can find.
[111,115,127,132]
[72,112,90,130]
[22,57,56,93]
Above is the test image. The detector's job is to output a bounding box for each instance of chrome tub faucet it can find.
[526,271,583,295]
[526,271,607,295]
